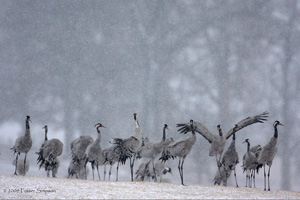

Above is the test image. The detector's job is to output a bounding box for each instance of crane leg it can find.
[178,158,181,184]
[250,170,253,188]
[267,165,271,191]
[263,164,266,191]
[234,168,239,187]
[152,159,157,182]
[96,162,101,180]
[181,158,185,185]
[14,153,19,175]
[245,170,248,187]
[84,158,89,180]
[91,162,95,180]
[109,164,113,181]
[24,153,27,176]
[253,169,256,188]
[104,165,106,181]
[116,161,120,181]
[130,155,136,181]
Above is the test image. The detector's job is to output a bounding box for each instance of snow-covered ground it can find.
[0,175,299,199]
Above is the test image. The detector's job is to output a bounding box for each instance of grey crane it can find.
[102,145,120,181]
[136,124,171,181]
[242,139,257,188]
[12,158,29,176]
[68,159,88,179]
[256,120,284,191]
[135,160,149,181]
[177,112,269,169]
[147,160,172,182]
[36,125,49,170]
[213,165,232,186]
[37,125,63,178]
[11,116,32,175]
[220,124,239,187]
[113,113,143,181]
[70,134,94,179]
[135,160,172,182]
[250,144,262,188]
[45,158,60,178]
[84,123,106,180]
[160,120,197,185]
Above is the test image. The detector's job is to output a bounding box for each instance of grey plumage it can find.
[257,120,284,191]
[37,125,63,178]
[36,125,49,169]
[102,145,120,181]
[177,112,268,168]
[113,113,143,181]
[71,135,94,162]
[242,139,257,188]
[68,159,88,179]
[135,161,149,181]
[11,116,32,176]
[12,158,29,176]
[147,160,172,182]
[135,160,172,182]
[220,125,239,187]
[84,123,106,180]
[213,165,232,186]
[137,124,172,181]
[45,158,60,178]
[70,135,94,179]
[160,120,197,185]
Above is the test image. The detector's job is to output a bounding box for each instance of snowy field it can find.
[0,175,299,199]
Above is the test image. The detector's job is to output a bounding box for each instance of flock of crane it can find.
[10,111,283,191]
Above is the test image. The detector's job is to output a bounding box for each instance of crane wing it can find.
[177,121,214,143]
[225,111,269,140]
[113,136,140,164]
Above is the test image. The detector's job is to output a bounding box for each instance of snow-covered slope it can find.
[0,175,299,199]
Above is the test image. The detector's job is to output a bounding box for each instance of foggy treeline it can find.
[0,0,299,191]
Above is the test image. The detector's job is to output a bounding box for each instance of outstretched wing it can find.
[177,121,214,143]
[225,111,269,139]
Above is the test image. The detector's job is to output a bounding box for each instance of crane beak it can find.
[102,125,107,128]
[279,122,284,126]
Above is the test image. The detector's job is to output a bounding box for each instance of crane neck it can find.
[274,124,278,138]
[232,132,235,141]
[162,127,166,141]
[26,119,30,130]
[135,119,140,129]
[247,141,250,152]
[25,119,30,136]
[218,129,223,136]
[96,127,102,141]
[44,128,48,141]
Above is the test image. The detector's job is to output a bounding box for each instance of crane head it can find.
[164,124,169,130]
[95,123,106,129]
[42,125,48,129]
[133,113,137,121]
[163,167,172,175]
[273,120,284,127]
[242,138,250,144]
[26,116,31,122]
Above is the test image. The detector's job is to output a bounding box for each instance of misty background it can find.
[0,0,299,192]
